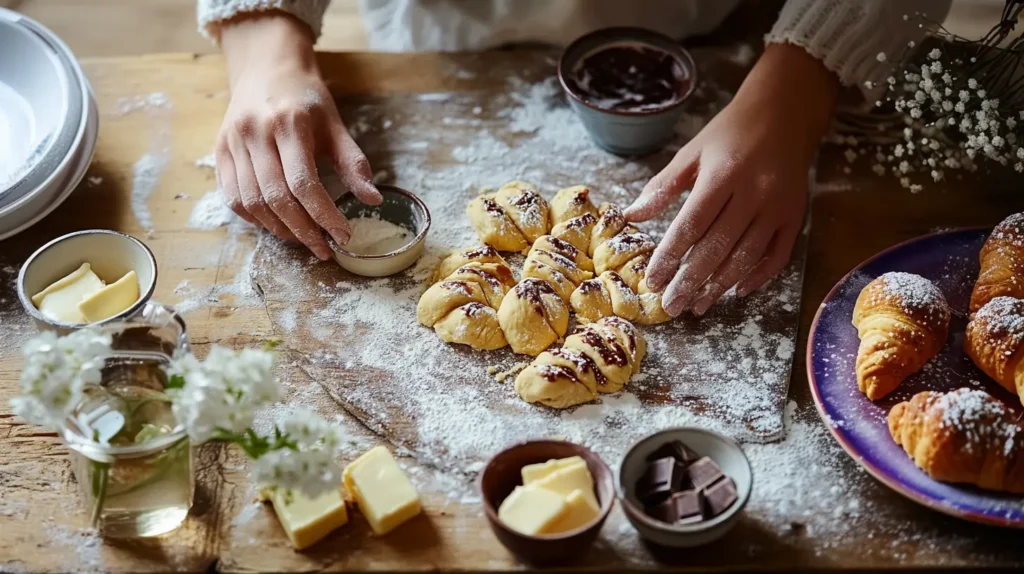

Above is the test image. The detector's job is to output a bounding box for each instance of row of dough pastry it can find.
[418,181,670,356]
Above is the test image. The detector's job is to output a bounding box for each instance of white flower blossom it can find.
[928,48,942,60]
[10,330,112,429]
[1016,162,1024,173]
[910,107,922,119]
[876,52,887,62]
[253,446,342,500]
[844,149,857,163]
[910,184,923,193]
[252,408,346,499]
[968,78,978,89]
[959,90,970,102]
[899,177,911,188]
[169,345,280,443]
[871,164,886,176]
[977,89,986,98]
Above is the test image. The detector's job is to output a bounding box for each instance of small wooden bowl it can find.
[479,440,615,565]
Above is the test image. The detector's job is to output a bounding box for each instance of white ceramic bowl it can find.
[0,8,97,239]
[330,185,430,277]
[618,427,753,548]
[17,230,158,333]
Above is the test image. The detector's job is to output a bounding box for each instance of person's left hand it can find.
[624,44,839,317]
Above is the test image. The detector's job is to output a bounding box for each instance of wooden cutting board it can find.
[251,51,806,472]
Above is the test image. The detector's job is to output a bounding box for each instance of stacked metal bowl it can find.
[0,8,98,240]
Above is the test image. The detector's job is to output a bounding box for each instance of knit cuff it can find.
[197,0,330,43]
[765,0,952,97]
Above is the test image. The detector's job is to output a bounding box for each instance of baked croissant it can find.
[970,212,1024,313]
[889,388,1024,493]
[965,296,1024,403]
[417,261,516,350]
[497,278,570,355]
[466,181,550,251]
[852,272,951,400]
[515,317,646,408]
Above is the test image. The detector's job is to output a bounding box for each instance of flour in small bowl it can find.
[343,215,414,255]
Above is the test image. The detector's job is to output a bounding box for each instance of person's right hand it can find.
[216,12,381,260]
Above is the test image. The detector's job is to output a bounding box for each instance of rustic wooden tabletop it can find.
[2,48,1024,573]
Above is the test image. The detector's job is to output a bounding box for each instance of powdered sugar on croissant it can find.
[852,272,950,400]
[965,296,1024,404]
[889,388,1024,493]
[970,212,1024,313]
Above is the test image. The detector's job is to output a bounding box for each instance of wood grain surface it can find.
[1,50,1024,573]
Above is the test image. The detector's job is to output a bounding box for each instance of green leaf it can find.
[165,374,186,390]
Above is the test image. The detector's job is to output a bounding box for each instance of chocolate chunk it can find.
[646,440,700,465]
[703,477,738,517]
[684,456,724,491]
[636,457,683,505]
[646,490,704,525]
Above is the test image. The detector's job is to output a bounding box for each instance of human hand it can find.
[624,44,839,316]
[215,12,381,260]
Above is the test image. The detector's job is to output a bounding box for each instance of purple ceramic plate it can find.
[808,228,1024,528]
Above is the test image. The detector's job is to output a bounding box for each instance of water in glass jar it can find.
[66,354,193,538]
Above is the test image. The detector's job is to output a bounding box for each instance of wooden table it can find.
[2,50,1024,573]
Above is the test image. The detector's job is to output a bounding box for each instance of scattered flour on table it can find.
[194,153,217,169]
[187,189,238,230]
[130,153,165,234]
[113,92,172,116]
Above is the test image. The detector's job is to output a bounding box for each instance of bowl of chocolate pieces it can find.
[618,427,752,548]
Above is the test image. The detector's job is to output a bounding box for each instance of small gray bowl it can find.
[330,185,430,277]
[558,27,697,156]
[618,427,752,548]
[17,229,158,334]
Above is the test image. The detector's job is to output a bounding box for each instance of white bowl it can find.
[0,8,97,239]
[17,230,159,333]
[330,185,431,277]
[618,427,753,548]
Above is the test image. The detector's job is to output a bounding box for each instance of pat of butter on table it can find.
[266,487,349,550]
[343,446,422,535]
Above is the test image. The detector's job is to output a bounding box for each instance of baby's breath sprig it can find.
[841,4,1024,191]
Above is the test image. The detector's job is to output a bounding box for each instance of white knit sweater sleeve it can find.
[197,0,331,41]
[766,0,952,91]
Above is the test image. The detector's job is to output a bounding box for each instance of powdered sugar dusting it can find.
[936,388,1020,456]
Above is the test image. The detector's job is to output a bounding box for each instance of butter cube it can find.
[531,460,598,509]
[268,487,348,550]
[521,456,585,484]
[79,270,139,322]
[32,263,106,324]
[544,488,600,534]
[497,484,567,535]
[343,446,422,535]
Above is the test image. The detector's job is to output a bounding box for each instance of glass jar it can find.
[61,303,194,538]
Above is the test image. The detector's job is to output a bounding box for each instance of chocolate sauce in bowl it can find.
[567,42,690,112]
